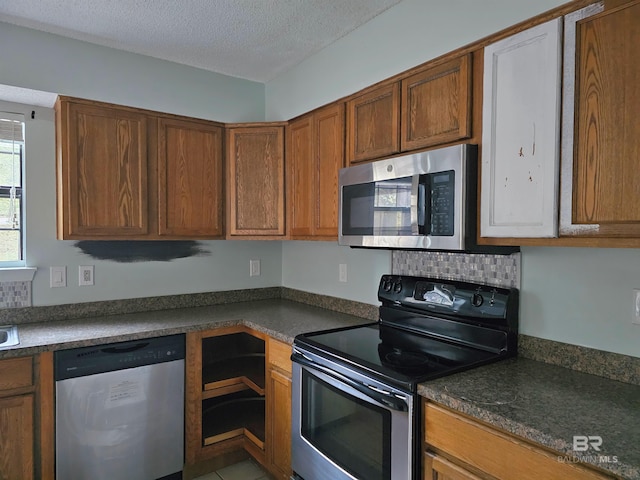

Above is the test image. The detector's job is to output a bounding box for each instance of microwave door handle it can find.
[291,352,408,412]
[411,176,420,235]
[417,175,429,235]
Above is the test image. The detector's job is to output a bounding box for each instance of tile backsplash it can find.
[392,251,521,289]
[0,280,32,308]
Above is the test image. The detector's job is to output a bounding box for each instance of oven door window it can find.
[301,370,392,480]
[341,177,415,236]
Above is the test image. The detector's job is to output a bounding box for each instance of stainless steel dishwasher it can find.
[55,334,185,480]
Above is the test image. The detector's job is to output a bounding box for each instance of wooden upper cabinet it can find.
[56,96,226,240]
[226,125,286,237]
[157,117,224,238]
[563,0,640,237]
[346,83,399,164]
[287,103,345,239]
[56,98,148,238]
[314,103,345,237]
[401,54,472,152]
[287,115,314,238]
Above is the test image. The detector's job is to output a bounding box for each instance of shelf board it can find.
[202,354,265,393]
[202,394,265,449]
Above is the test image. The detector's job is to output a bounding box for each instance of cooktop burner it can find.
[379,346,443,373]
[384,349,430,368]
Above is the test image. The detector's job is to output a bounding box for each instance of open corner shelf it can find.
[202,390,265,449]
[199,331,266,452]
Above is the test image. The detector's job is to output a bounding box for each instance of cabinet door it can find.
[401,54,472,151]
[227,127,285,237]
[57,100,148,238]
[314,103,345,238]
[0,394,34,480]
[346,83,399,164]
[562,0,640,237]
[480,18,562,238]
[288,104,344,240]
[287,115,314,237]
[267,368,291,480]
[157,118,224,237]
[424,453,481,480]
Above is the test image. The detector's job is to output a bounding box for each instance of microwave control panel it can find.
[429,170,454,236]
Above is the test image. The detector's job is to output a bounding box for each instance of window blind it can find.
[0,112,25,143]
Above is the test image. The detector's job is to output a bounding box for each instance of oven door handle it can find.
[292,352,409,412]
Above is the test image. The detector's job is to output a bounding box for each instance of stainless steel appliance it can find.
[55,334,185,480]
[291,275,518,480]
[338,144,478,251]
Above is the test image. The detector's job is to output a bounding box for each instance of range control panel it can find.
[378,275,517,323]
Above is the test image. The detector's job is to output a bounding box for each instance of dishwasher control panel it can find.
[55,334,185,380]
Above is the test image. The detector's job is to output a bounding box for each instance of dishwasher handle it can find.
[101,342,149,354]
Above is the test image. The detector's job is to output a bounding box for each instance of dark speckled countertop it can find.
[2,295,639,479]
[0,298,369,358]
[418,358,640,479]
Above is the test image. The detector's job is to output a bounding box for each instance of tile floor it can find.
[193,458,273,480]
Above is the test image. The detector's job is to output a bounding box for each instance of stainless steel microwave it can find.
[338,144,478,251]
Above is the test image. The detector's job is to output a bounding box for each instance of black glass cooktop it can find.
[296,322,497,392]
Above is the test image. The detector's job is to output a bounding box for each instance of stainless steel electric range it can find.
[291,274,518,480]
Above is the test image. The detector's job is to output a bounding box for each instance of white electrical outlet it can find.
[250,259,261,277]
[79,265,94,286]
[634,289,640,325]
[339,263,348,282]
[50,266,66,288]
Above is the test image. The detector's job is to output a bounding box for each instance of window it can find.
[0,113,24,265]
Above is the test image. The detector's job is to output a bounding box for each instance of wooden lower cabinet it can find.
[425,453,482,480]
[0,353,54,480]
[185,328,292,479]
[266,338,292,480]
[0,394,34,479]
[423,402,612,480]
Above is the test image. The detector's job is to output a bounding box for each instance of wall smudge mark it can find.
[75,241,210,263]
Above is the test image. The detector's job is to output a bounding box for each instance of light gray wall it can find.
[0,22,280,307]
[265,0,568,120]
[282,242,390,306]
[0,21,264,122]
[267,0,640,358]
[520,247,640,357]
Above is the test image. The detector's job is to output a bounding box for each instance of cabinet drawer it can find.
[424,403,609,480]
[0,356,33,391]
[268,338,292,375]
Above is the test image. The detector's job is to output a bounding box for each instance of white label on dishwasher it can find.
[107,380,146,407]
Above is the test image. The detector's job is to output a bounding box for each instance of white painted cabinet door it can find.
[481,18,562,237]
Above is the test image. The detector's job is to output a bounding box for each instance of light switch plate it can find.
[339,264,348,282]
[50,266,66,288]
[633,289,640,325]
[250,259,261,277]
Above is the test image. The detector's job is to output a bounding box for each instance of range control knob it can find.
[383,281,392,292]
[393,282,402,293]
[471,293,484,307]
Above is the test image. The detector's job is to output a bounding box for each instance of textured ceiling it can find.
[0,0,401,83]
